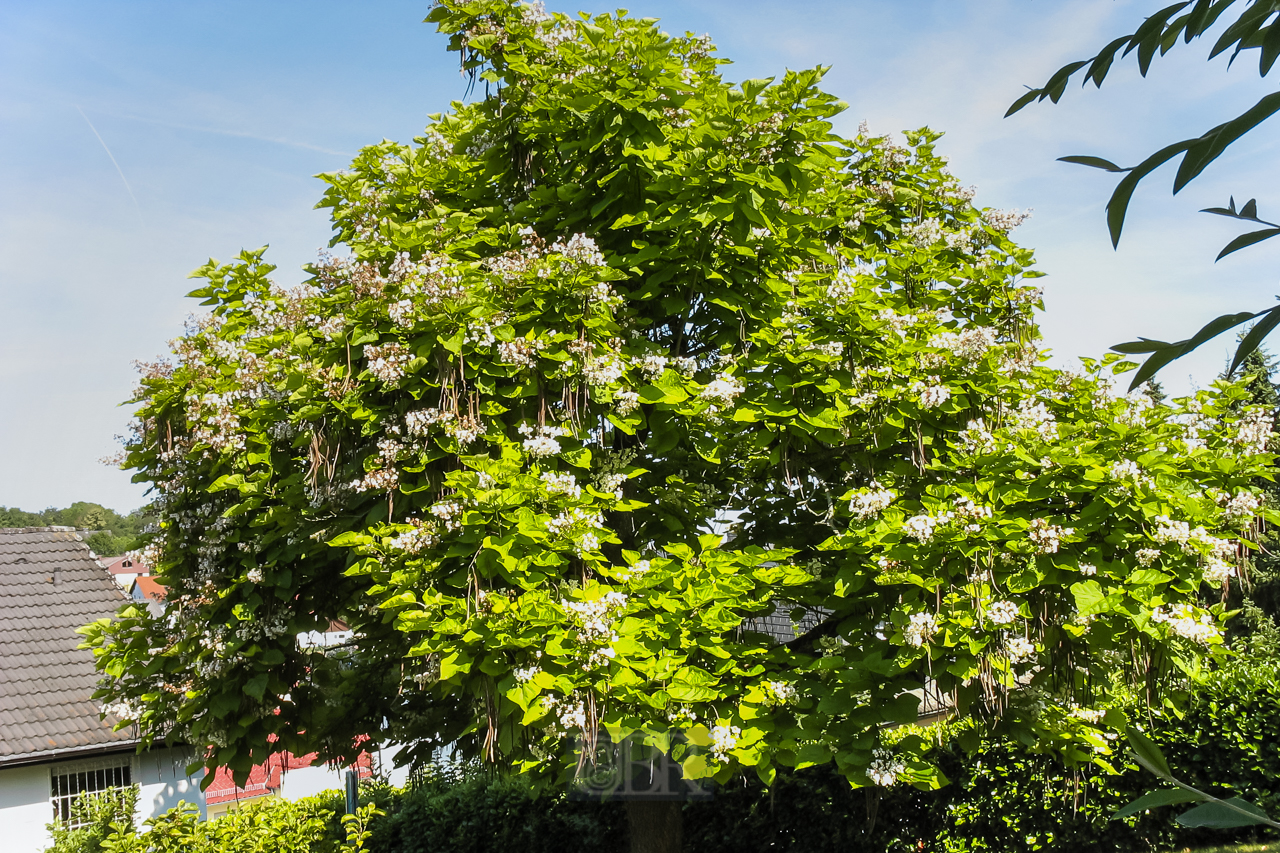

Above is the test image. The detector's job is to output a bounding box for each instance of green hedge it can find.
[52,658,1280,853]
[368,767,624,853]
[682,657,1280,853]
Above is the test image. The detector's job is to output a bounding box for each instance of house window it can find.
[50,756,134,826]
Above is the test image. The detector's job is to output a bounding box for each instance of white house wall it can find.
[0,748,206,853]
[135,746,206,822]
[277,747,411,802]
[0,763,55,853]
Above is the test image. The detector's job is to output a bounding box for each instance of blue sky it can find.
[3,0,1279,513]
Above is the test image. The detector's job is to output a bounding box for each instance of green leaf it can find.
[1173,92,1280,193]
[1105,139,1195,247]
[1114,787,1204,819]
[244,674,268,701]
[1118,310,1261,389]
[1228,305,1280,375]
[1216,226,1280,260]
[1058,155,1127,172]
[1126,728,1173,779]
[1176,797,1274,828]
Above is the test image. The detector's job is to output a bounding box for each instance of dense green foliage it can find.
[0,501,149,556]
[1230,348,1280,646]
[48,656,1279,852]
[86,0,1277,802]
[96,796,340,853]
[369,764,624,853]
[44,787,137,853]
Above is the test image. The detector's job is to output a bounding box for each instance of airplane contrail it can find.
[75,105,146,230]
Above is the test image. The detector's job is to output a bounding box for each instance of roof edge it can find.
[0,740,143,770]
[0,526,82,535]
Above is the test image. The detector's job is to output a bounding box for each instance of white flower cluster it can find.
[672,355,698,376]
[1152,603,1220,644]
[1108,459,1154,490]
[592,447,636,498]
[1238,409,1273,453]
[960,418,996,452]
[365,342,411,383]
[638,354,669,380]
[563,591,626,665]
[498,337,546,368]
[710,724,741,763]
[519,423,565,458]
[546,507,604,537]
[930,327,995,362]
[985,208,1032,232]
[354,467,399,492]
[877,308,919,334]
[101,698,143,722]
[1203,557,1235,585]
[1010,400,1056,440]
[903,511,952,543]
[514,665,541,684]
[903,217,943,247]
[429,500,464,532]
[543,693,587,731]
[763,680,798,705]
[904,612,937,647]
[1079,562,1097,576]
[463,319,497,347]
[1117,392,1153,427]
[867,748,906,787]
[405,408,482,445]
[1220,490,1262,526]
[849,483,895,519]
[540,471,581,499]
[616,559,651,582]
[987,600,1019,625]
[550,233,607,267]
[583,353,625,385]
[614,389,641,416]
[1006,635,1035,663]
[916,379,951,409]
[826,266,869,303]
[1136,548,1160,567]
[1151,515,1230,559]
[389,520,440,554]
[1027,518,1072,555]
[1070,706,1105,724]
[700,373,745,408]
[953,497,993,533]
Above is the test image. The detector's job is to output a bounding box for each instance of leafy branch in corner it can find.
[1115,727,1280,830]
[1008,0,1280,385]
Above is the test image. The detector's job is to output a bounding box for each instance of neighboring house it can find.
[203,750,376,820]
[0,527,204,852]
[100,555,149,592]
[128,576,166,609]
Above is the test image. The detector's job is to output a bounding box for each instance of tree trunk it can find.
[625,800,682,853]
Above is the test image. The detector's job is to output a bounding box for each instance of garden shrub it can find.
[44,786,137,853]
[46,657,1280,852]
[368,763,624,853]
[684,655,1280,853]
[90,795,338,853]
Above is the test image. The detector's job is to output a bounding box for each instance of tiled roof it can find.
[101,555,148,576]
[0,527,138,766]
[130,576,167,602]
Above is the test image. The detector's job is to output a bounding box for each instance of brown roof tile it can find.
[0,528,138,765]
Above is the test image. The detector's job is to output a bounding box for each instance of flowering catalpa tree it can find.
[88,0,1274,810]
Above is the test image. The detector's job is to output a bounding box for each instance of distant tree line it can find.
[0,501,150,557]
